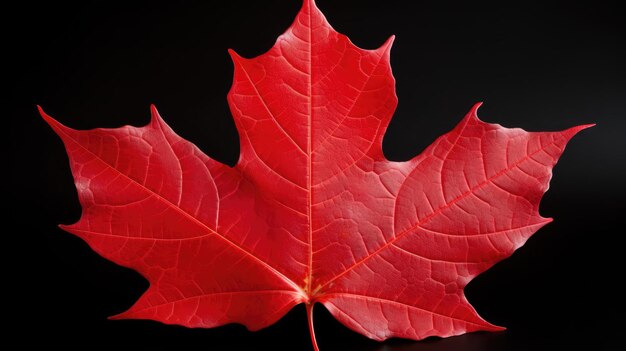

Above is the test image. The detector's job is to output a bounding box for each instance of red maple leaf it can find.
[41,1,592,349]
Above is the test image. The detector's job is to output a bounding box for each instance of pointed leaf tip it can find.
[149,104,160,123]
[377,35,395,55]
[227,48,243,61]
[563,123,595,139]
[384,35,396,47]
[37,105,52,123]
[38,106,69,133]
[465,102,484,121]
[107,311,129,321]
[472,101,484,112]
[149,105,172,130]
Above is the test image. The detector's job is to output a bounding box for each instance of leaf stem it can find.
[306,302,319,351]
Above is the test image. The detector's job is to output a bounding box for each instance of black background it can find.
[7,0,624,350]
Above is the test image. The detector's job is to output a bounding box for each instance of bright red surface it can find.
[42,1,591,349]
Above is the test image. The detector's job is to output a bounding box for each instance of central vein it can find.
[305,4,314,296]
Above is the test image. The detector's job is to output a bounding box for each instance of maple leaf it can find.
[41,0,592,350]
